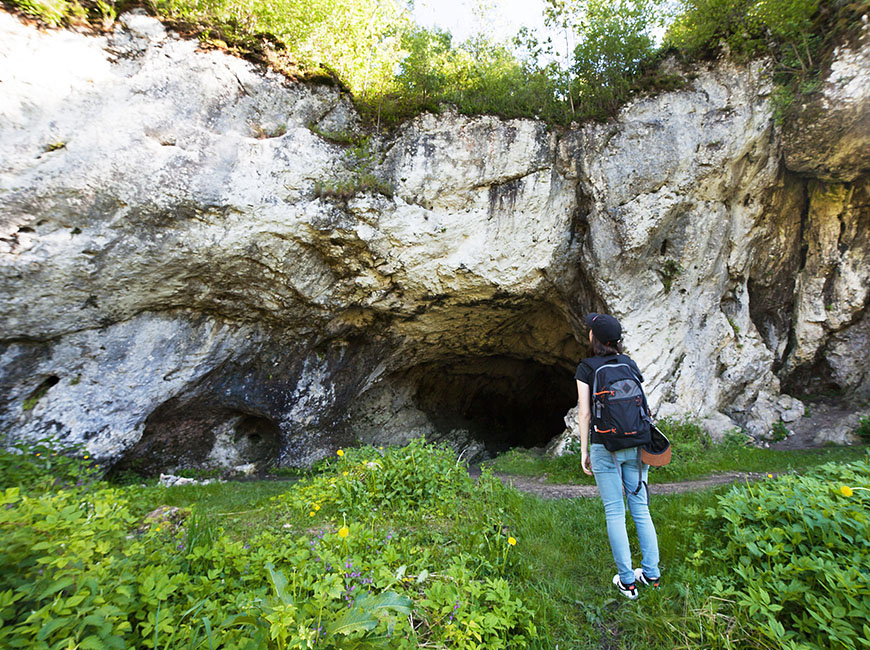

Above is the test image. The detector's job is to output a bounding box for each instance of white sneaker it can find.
[634,567,660,588]
[613,574,638,600]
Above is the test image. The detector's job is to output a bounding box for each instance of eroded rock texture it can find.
[1,10,867,471]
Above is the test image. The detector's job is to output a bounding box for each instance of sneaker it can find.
[613,574,638,600]
[634,568,660,588]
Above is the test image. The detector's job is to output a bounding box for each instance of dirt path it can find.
[491,471,772,499]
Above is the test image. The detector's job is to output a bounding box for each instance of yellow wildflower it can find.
[508,537,516,546]
[343,471,349,476]
[337,449,344,457]
[314,504,320,511]
[309,511,315,517]
[841,485,854,497]
[767,474,773,478]
[338,526,349,538]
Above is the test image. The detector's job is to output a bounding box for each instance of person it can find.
[575,313,660,600]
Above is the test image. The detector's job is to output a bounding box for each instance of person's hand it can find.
[581,451,592,476]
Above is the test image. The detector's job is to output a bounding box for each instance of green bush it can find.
[0,438,100,493]
[687,457,870,649]
[856,416,870,444]
[665,0,820,61]
[0,440,537,649]
[273,438,474,519]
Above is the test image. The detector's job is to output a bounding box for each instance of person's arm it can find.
[576,380,593,476]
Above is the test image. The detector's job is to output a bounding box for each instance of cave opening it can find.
[410,356,578,456]
[110,400,281,477]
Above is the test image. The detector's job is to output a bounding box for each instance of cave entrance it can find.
[411,356,577,455]
[110,400,281,477]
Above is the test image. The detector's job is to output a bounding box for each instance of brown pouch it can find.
[641,423,671,467]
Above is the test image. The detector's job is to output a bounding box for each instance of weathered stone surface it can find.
[782,22,870,181]
[700,412,741,444]
[1,10,868,471]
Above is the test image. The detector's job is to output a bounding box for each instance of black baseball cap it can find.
[585,313,622,345]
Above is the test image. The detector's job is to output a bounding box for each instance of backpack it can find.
[589,357,652,452]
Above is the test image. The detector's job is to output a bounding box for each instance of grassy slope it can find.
[149,444,868,648]
[485,444,869,485]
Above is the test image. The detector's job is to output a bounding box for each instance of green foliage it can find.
[486,416,867,485]
[568,0,659,118]
[11,0,71,25]
[666,0,819,60]
[685,457,870,649]
[856,415,870,444]
[5,436,870,648]
[0,440,538,649]
[771,420,789,442]
[7,0,859,128]
[273,438,474,519]
[659,258,683,293]
[0,438,100,493]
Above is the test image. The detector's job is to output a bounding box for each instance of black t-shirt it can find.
[574,354,644,444]
[574,354,644,388]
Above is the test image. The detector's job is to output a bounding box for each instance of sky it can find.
[411,0,675,59]
[411,0,551,46]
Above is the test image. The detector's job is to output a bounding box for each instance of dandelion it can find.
[338,526,349,538]
[337,449,344,457]
[314,504,321,511]
[841,485,854,497]
[309,511,315,517]
[343,471,348,476]
[767,474,773,478]
[508,537,516,546]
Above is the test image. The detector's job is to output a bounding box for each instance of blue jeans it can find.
[590,443,660,585]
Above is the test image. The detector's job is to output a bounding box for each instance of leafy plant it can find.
[854,416,870,444]
[686,457,870,649]
[0,438,100,492]
[273,438,474,520]
[770,420,789,442]
[659,258,683,293]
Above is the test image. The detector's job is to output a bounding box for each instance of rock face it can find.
[1,10,868,471]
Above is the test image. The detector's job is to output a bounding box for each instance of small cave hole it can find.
[22,375,60,410]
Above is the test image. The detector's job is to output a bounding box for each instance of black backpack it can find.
[590,357,652,452]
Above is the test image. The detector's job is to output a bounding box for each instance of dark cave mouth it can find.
[409,356,578,456]
[110,403,281,477]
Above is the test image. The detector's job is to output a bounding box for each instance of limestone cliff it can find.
[1,10,867,471]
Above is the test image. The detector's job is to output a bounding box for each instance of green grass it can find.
[485,417,869,485]
[3,439,867,648]
[126,472,778,648]
[125,468,729,648]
